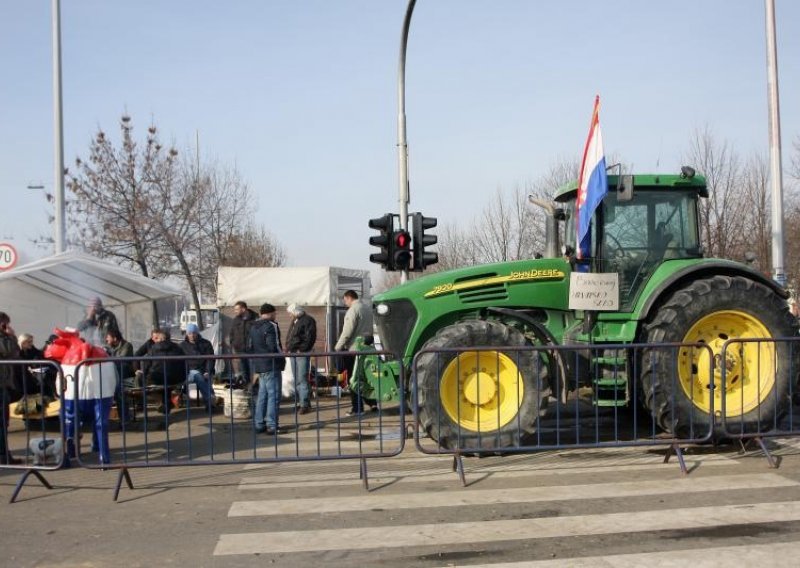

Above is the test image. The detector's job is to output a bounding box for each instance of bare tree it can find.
[739,153,771,272]
[67,115,288,327]
[67,116,169,278]
[683,126,748,259]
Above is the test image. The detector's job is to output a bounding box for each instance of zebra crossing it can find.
[212,430,800,566]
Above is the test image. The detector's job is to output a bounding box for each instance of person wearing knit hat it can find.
[77,296,119,346]
[249,302,285,434]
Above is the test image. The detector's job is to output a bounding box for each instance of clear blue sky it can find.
[1,1,798,280]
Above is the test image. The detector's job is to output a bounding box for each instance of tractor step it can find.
[591,349,629,407]
[594,398,628,407]
[592,356,627,366]
[593,376,627,387]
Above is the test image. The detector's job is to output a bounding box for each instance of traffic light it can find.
[368,214,395,270]
[411,212,438,271]
[393,229,412,271]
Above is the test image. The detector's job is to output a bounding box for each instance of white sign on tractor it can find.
[0,243,18,271]
[568,272,620,311]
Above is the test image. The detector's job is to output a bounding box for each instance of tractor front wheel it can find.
[416,320,549,450]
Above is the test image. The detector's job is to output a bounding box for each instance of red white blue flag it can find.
[576,96,607,261]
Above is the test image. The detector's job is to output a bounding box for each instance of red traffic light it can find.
[395,231,410,248]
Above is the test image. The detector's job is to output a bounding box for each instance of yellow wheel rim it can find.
[678,310,775,416]
[439,351,524,432]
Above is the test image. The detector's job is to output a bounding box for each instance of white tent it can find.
[217,266,371,307]
[0,251,181,346]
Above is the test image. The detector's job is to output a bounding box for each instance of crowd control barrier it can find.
[721,336,800,467]
[0,359,65,503]
[72,349,405,499]
[412,342,719,484]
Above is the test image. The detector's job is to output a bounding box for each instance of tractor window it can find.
[601,191,700,309]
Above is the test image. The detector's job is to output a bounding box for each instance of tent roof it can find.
[0,251,182,308]
[217,266,370,307]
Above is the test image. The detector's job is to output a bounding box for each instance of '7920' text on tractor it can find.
[363,170,799,449]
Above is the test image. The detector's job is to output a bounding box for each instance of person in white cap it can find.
[285,304,317,414]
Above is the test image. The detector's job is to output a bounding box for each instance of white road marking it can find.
[432,541,800,567]
[215,499,800,555]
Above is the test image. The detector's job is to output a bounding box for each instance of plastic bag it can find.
[281,362,295,398]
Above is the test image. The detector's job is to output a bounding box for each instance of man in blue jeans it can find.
[248,303,285,435]
[285,304,317,414]
[180,323,216,409]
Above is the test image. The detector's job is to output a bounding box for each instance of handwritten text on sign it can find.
[569,272,619,311]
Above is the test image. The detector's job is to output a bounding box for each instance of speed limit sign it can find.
[0,243,19,271]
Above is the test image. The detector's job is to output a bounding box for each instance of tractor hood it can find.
[375,257,570,308]
[374,258,571,360]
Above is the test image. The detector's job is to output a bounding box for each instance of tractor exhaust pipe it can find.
[529,196,560,259]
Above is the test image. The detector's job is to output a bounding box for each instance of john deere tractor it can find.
[366,171,798,449]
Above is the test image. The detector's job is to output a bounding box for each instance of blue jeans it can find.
[254,371,281,430]
[186,370,213,405]
[290,355,310,407]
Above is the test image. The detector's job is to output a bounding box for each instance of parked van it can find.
[179,305,219,331]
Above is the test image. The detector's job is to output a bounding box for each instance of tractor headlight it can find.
[376,303,390,316]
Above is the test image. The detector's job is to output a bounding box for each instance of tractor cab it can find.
[554,172,707,310]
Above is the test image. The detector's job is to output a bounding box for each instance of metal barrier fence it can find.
[5,337,800,501]
[721,336,800,467]
[0,359,64,502]
[412,342,720,483]
[71,349,405,499]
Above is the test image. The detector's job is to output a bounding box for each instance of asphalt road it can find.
[3,399,800,567]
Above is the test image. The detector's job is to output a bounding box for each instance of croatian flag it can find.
[576,96,608,262]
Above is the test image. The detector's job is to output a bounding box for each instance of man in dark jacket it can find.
[228,301,258,380]
[0,312,21,464]
[285,303,317,413]
[248,303,285,435]
[136,329,184,413]
[180,323,215,409]
[77,297,119,346]
[105,329,135,423]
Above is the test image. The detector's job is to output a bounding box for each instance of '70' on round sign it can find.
[0,243,19,271]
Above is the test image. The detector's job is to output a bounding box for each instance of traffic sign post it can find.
[0,243,18,271]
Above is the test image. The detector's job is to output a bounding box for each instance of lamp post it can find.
[396,0,417,284]
[765,0,785,286]
[52,0,66,254]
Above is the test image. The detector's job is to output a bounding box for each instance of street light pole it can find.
[52,0,66,254]
[397,0,417,284]
[765,0,785,286]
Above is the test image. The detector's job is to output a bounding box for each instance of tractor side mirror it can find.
[617,175,634,202]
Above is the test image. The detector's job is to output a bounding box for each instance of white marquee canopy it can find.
[0,251,181,346]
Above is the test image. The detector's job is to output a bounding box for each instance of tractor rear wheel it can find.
[416,320,549,450]
[641,275,798,438]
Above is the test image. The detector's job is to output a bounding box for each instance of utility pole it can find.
[52,0,67,254]
[765,0,785,286]
[396,0,417,284]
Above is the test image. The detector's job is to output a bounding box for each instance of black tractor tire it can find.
[641,275,798,438]
[416,320,550,450]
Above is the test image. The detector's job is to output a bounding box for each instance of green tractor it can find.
[366,171,798,449]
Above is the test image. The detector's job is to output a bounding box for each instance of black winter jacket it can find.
[286,313,317,353]
[180,336,215,374]
[229,309,258,351]
[141,340,185,387]
[248,318,285,374]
